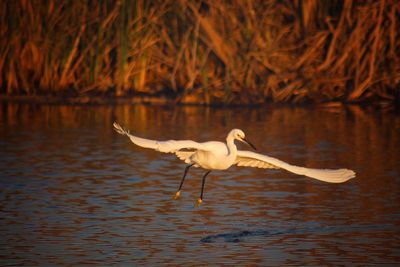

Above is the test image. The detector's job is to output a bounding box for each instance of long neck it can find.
[226,135,238,158]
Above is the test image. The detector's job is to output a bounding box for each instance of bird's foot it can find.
[172,190,181,200]
[195,198,203,208]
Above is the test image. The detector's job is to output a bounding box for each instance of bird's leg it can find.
[196,171,211,207]
[172,163,194,200]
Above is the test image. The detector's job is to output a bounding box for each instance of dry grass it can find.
[1,0,399,104]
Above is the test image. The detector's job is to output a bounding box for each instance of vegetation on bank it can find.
[1,1,399,104]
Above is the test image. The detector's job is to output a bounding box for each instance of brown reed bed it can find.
[0,0,399,105]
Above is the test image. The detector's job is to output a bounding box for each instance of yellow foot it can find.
[172,190,181,200]
[195,198,203,208]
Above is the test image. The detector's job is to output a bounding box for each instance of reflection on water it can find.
[0,103,399,265]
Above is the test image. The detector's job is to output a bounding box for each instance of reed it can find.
[0,1,399,104]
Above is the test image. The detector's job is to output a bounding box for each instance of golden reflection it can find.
[1,103,400,265]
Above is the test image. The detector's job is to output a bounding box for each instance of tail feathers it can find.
[113,122,129,135]
[175,150,196,164]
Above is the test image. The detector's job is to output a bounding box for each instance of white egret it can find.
[113,122,355,207]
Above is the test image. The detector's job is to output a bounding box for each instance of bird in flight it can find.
[113,122,355,207]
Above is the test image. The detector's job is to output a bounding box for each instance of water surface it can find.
[0,103,399,265]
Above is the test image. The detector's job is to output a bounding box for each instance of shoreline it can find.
[0,94,173,105]
[0,94,398,110]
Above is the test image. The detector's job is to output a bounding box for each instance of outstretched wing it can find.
[236,150,355,183]
[113,122,203,153]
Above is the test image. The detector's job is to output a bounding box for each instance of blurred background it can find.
[1,0,399,105]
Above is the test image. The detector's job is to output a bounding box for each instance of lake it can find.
[0,103,399,265]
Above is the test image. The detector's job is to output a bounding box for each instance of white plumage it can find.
[113,122,355,206]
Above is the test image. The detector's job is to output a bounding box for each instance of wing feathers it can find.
[236,150,355,183]
[113,122,202,154]
[113,122,159,150]
[236,157,280,169]
[114,122,355,183]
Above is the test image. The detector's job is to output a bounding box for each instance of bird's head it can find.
[230,129,256,151]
